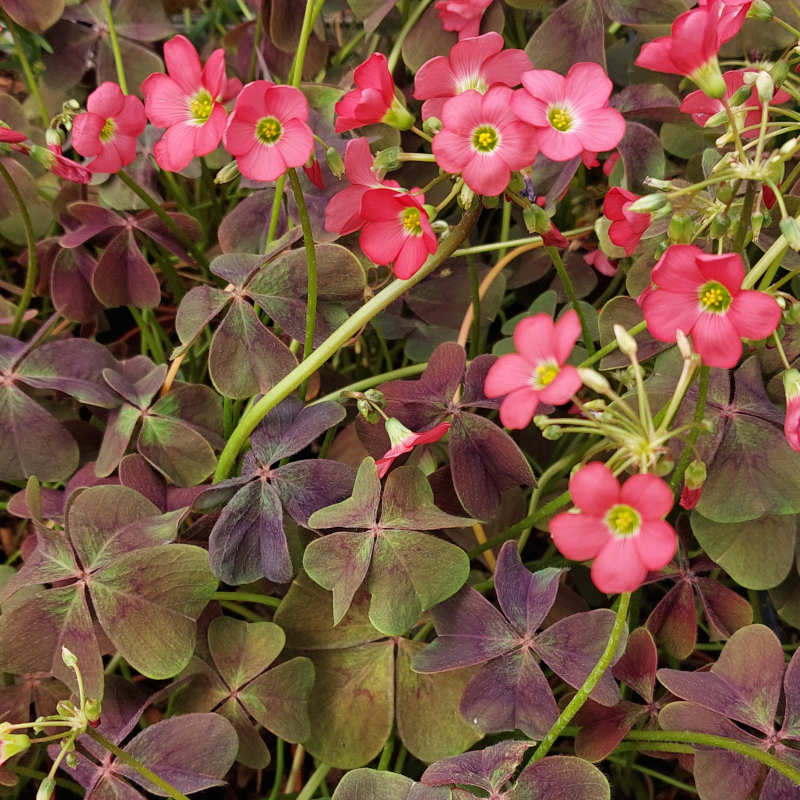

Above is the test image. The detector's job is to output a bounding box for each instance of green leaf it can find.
[368,530,470,635]
[690,512,796,590]
[331,769,414,800]
[395,639,481,763]
[303,641,395,768]
[90,544,217,679]
[137,415,218,487]
[208,617,285,689]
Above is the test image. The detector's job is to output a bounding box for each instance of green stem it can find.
[548,246,595,354]
[315,363,427,403]
[669,365,709,493]
[118,170,206,275]
[387,0,435,72]
[377,732,395,770]
[624,730,800,786]
[528,592,630,763]
[452,227,594,257]
[267,739,286,800]
[296,763,330,800]
[732,182,756,253]
[265,177,286,252]
[214,206,481,480]
[1,11,49,127]
[101,0,128,93]
[606,755,698,794]
[287,168,318,376]
[0,161,38,337]
[6,765,83,795]
[742,229,790,289]
[290,0,325,86]
[211,591,281,607]
[247,5,263,82]
[86,726,191,800]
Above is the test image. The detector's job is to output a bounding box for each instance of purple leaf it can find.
[95,404,142,478]
[460,649,559,739]
[657,624,784,734]
[117,714,237,795]
[250,396,346,465]
[208,617,285,690]
[616,121,666,194]
[696,577,753,641]
[208,479,293,585]
[449,412,534,521]
[209,299,297,399]
[610,84,683,122]
[534,609,623,707]
[612,626,657,703]
[0,524,77,597]
[91,229,161,309]
[413,587,517,672]
[217,189,287,254]
[646,581,698,660]
[421,740,532,793]
[524,0,605,72]
[780,648,800,739]
[133,210,202,262]
[174,285,231,351]
[514,755,611,800]
[460,355,500,409]
[495,543,563,637]
[1,0,64,32]
[60,202,126,247]
[137,415,218,487]
[104,363,166,408]
[272,460,356,526]
[50,247,103,323]
[574,699,648,762]
[308,457,382,531]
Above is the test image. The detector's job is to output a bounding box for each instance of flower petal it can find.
[550,511,609,561]
[620,474,673,520]
[569,462,620,515]
[727,290,781,341]
[591,538,648,593]
[634,520,678,570]
[690,311,742,368]
[499,386,540,429]
[484,354,533,397]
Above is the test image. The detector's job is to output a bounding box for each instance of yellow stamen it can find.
[548,106,572,132]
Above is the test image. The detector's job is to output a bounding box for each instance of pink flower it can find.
[223,81,314,182]
[303,157,324,188]
[376,419,451,477]
[634,0,739,98]
[432,86,538,196]
[0,124,26,143]
[550,462,678,594]
[698,0,752,42]
[359,187,437,279]
[142,35,241,173]
[603,151,620,176]
[511,62,626,162]
[584,249,617,277]
[324,138,401,235]
[639,245,781,369]
[334,53,413,133]
[784,369,800,452]
[680,69,791,138]
[435,0,493,39]
[484,310,582,429]
[680,483,702,510]
[39,144,91,184]
[413,32,532,121]
[72,82,146,173]
[603,187,651,255]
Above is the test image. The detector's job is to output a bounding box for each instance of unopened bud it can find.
[578,367,611,394]
[771,60,789,87]
[523,202,551,234]
[780,217,800,251]
[784,303,800,324]
[533,414,550,428]
[372,146,401,172]
[65,98,80,111]
[214,161,240,184]
[381,97,415,131]
[613,323,638,357]
[730,84,753,107]
[755,70,774,103]
[0,726,31,763]
[668,214,694,243]
[45,128,63,148]
[422,116,442,136]
[325,146,344,178]
[85,698,102,723]
[747,0,773,20]
[706,109,730,127]
[643,177,672,190]
[780,137,798,156]
[685,459,707,490]
[716,183,735,204]
[654,455,674,477]
[542,425,562,440]
[710,213,730,238]
[357,398,380,424]
[61,646,78,669]
[784,368,800,400]
[459,182,475,209]
[676,329,694,360]
[36,778,55,800]
[627,193,668,213]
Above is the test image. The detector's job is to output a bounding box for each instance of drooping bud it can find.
[85,697,102,723]
[372,146,401,173]
[542,425,562,440]
[422,116,442,136]
[0,725,31,766]
[754,70,774,104]
[728,84,752,107]
[668,214,694,243]
[325,146,344,178]
[680,458,707,509]
[36,777,55,800]
[45,128,63,148]
[61,646,78,669]
[578,367,611,394]
[614,323,638,357]
[459,182,476,210]
[214,161,240,184]
[710,213,730,239]
[523,202,551,234]
[627,193,668,213]
[747,0,773,20]
[780,217,800,251]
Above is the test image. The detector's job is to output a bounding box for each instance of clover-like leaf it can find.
[305,458,472,634]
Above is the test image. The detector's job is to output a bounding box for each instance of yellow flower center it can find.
[533,362,559,388]
[401,207,423,235]
[190,89,214,124]
[472,125,499,153]
[605,504,641,537]
[255,116,283,145]
[548,106,573,132]
[99,118,116,142]
[698,280,732,313]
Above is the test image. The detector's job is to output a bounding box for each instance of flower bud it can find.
[422,116,442,136]
[214,161,240,184]
[729,84,753,107]
[784,303,800,324]
[459,182,476,209]
[0,727,31,766]
[710,213,730,239]
[668,214,694,243]
[780,217,800,251]
[357,398,380,424]
[523,202,551,234]
[45,128,63,148]
[542,425,562,440]
[36,777,55,800]
[66,751,79,768]
[325,146,344,178]
[653,455,674,477]
[533,414,550,428]
[754,70,774,104]
[578,367,611,394]
[372,146,401,172]
[627,193,668,213]
[61,646,78,669]
[770,59,789,86]
[685,458,707,490]
[85,697,102,723]
[716,182,735,204]
[747,0,773,20]
[613,324,638,357]
[780,137,798,157]
[381,97,415,131]
[643,177,672,190]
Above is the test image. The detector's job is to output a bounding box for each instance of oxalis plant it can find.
[5,1,800,799]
